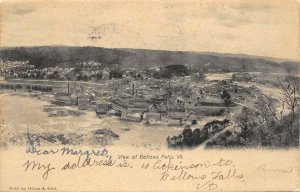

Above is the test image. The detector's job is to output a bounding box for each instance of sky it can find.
[0,0,299,60]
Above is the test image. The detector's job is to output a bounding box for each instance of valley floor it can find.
[0,91,229,149]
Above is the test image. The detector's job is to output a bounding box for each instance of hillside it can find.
[0,46,298,72]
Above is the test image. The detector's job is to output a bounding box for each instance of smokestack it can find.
[132,84,134,97]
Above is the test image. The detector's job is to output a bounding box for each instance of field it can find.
[205,72,234,81]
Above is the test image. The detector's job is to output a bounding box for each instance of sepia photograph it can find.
[0,0,299,191]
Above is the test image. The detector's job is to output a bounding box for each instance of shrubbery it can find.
[166,119,230,148]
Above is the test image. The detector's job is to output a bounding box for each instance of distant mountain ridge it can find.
[0,46,298,72]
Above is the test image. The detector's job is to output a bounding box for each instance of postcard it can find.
[0,0,299,191]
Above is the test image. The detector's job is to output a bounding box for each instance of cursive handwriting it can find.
[23,160,55,180]
[61,156,133,170]
[257,164,293,174]
[196,180,219,191]
[22,150,247,191]
[153,159,211,173]
[140,158,244,190]
[26,145,108,160]
[61,155,116,170]
[160,170,207,182]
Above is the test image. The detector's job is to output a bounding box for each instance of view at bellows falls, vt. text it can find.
[0,46,299,149]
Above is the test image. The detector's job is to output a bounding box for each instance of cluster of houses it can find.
[0,60,35,78]
[50,78,236,125]
[0,74,252,125]
[0,76,240,125]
